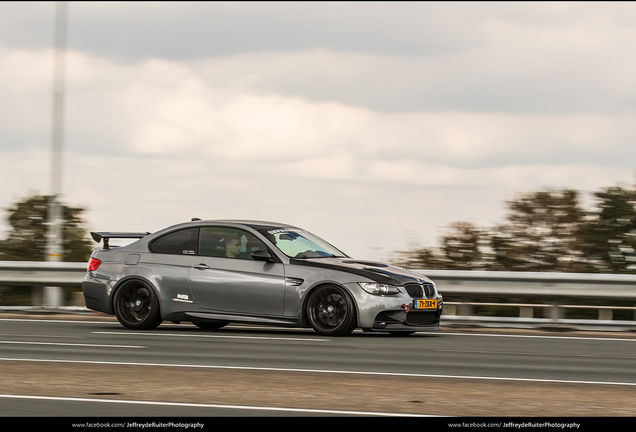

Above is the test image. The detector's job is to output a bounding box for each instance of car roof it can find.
[189,220,300,230]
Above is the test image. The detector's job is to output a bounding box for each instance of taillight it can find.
[87,257,101,271]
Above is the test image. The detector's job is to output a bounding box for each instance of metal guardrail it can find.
[414,269,636,299]
[0,262,635,330]
[413,269,636,330]
[0,261,86,287]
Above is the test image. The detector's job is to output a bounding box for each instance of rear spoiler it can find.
[90,232,151,249]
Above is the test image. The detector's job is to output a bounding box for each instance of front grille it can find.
[404,283,435,299]
[406,311,437,326]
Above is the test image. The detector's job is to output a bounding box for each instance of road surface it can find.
[0,313,634,418]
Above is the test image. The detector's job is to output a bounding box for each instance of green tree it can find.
[0,194,93,262]
[391,246,443,270]
[440,222,486,270]
[577,186,636,273]
[392,182,636,274]
[392,222,487,270]
[393,189,588,272]
[489,189,585,272]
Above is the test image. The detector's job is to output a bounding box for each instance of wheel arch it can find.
[301,281,359,328]
[110,276,163,318]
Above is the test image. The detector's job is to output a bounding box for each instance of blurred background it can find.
[1,1,635,267]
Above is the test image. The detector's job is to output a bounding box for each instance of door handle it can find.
[193,263,211,270]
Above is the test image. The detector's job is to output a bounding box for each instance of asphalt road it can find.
[1,313,635,419]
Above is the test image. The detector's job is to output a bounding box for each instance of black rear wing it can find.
[90,232,151,249]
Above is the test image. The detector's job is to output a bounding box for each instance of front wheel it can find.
[113,280,162,330]
[306,285,357,336]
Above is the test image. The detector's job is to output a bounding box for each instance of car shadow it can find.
[155,321,441,338]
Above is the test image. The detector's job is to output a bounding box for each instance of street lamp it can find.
[45,1,68,307]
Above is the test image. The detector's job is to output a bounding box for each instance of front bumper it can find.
[365,309,441,332]
[345,282,443,332]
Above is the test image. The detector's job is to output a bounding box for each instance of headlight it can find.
[359,282,400,295]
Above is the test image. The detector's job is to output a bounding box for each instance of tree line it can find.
[0,194,92,262]
[391,183,636,274]
[2,185,636,275]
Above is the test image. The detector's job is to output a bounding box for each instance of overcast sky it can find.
[1,1,635,261]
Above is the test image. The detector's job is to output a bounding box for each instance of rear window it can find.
[149,228,198,255]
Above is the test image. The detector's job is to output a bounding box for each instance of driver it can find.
[225,234,242,258]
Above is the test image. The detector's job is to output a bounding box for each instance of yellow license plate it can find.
[414,299,437,309]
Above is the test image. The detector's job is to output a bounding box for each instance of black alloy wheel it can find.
[113,280,162,330]
[306,285,356,336]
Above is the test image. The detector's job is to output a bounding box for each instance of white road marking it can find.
[442,332,636,342]
[0,394,427,417]
[0,318,121,324]
[0,341,145,348]
[0,333,85,339]
[1,357,634,387]
[436,349,636,359]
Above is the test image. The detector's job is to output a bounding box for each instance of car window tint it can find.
[149,228,198,255]
[258,228,346,259]
[199,227,267,260]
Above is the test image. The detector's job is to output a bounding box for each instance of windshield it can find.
[258,228,347,259]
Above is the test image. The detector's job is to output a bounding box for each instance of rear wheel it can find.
[113,280,162,330]
[306,285,356,336]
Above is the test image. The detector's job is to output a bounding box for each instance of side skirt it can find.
[184,312,301,327]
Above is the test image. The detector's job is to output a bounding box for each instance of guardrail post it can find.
[520,306,534,318]
[43,286,63,307]
[549,300,562,323]
[31,286,43,306]
[457,302,473,317]
[443,304,457,315]
[598,308,612,321]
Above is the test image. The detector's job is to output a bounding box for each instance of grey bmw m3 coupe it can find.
[82,220,442,336]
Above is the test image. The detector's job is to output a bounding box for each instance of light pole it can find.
[45,1,67,307]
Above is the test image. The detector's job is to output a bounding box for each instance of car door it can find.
[188,226,286,316]
[146,226,199,300]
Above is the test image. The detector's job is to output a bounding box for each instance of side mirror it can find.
[251,250,276,262]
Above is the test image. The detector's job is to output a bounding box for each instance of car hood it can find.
[289,257,435,286]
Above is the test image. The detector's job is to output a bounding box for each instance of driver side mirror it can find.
[251,249,276,262]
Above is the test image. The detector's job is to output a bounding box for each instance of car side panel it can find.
[188,257,286,316]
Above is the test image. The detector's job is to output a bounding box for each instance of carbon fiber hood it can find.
[289,258,434,286]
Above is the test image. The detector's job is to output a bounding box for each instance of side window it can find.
[199,227,267,260]
[149,228,198,255]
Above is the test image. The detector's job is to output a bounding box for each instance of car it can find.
[82,220,442,336]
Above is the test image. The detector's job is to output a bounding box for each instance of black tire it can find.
[112,280,162,330]
[193,321,228,330]
[306,285,357,336]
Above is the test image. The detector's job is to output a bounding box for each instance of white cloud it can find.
[2,3,636,261]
